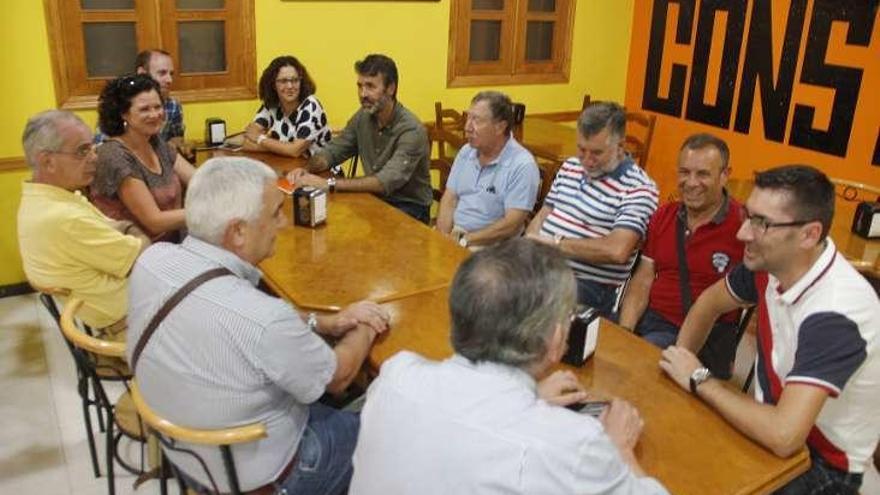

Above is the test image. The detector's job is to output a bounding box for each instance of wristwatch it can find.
[458,234,469,248]
[689,367,712,395]
[307,312,318,333]
[326,176,336,192]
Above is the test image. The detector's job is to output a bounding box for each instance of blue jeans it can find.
[278,403,360,495]
[576,278,618,319]
[773,452,862,495]
[178,403,358,495]
[384,198,430,224]
[635,308,737,379]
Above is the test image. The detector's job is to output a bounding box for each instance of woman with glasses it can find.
[242,55,331,158]
[90,73,195,242]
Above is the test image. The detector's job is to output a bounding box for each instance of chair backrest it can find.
[130,381,266,494]
[830,178,880,203]
[60,298,126,359]
[623,110,657,170]
[430,157,452,202]
[434,101,467,161]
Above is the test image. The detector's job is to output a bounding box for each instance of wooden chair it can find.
[36,287,133,481]
[431,157,452,203]
[60,298,145,495]
[433,101,467,161]
[830,178,880,203]
[130,382,267,495]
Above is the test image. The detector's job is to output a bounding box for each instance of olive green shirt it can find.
[315,102,432,207]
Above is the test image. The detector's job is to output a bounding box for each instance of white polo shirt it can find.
[351,351,668,494]
[726,239,880,473]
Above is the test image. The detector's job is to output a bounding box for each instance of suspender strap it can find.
[130,267,232,372]
[676,208,694,314]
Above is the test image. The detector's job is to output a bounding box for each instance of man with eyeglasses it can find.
[618,133,744,379]
[661,165,880,494]
[436,91,540,249]
[18,110,147,333]
[526,101,658,317]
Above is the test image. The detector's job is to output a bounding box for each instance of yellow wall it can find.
[1,0,635,285]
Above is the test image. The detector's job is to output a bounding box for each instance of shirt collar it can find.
[181,236,263,286]
[23,181,90,204]
[776,238,837,305]
[468,135,518,169]
[449,354,537,392]
[582,155,634,184]
[676,189,731,225]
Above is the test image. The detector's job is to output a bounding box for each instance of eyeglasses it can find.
[275,77,301,86]
[50,143,97,160]
[743,210,812,234]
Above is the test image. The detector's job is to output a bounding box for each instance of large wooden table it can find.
[259,193,469,310]
[370,288,809,495]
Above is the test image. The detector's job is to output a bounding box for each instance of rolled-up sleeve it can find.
[317,114,359,168]
[373,125,428,195]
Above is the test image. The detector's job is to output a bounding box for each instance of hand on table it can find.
[286,169,327,189]
[600,398,645,453]
[659,346,703,392]
[327,301,391,338]
[244,126,264,144]
[537,370,589,407]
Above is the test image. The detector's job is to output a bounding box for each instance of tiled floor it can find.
[1,292,878,494]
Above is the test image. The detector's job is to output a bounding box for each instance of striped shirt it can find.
[127,236,336,491]
[540,157,658,285]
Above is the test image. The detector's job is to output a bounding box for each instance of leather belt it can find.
[242,452,298,495]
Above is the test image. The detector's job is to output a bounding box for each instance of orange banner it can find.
[625,0,879,200]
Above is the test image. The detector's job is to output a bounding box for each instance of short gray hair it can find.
[450,238,576,369]
[185,157,277,245]
[472,90,514,136]
[578,101,626,142]
[22,110,86,169]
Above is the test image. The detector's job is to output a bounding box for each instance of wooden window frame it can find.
[447,0,575,88]
[44,0,256,110]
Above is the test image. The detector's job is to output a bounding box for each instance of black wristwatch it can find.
[689,367,711,395]
[326,176,337,193]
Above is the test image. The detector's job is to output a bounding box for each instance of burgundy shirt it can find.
[642,194,745,326]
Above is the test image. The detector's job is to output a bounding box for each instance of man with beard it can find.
[289,54,432,223]
[661,165,880,494]
[618,133,744,379]
[525,101,658,317]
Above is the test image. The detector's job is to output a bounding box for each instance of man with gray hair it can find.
[350,239,668,494]
[128,157,390,494]
[526,101,658,317]
[436,91,540,249]
[18,109,144,332]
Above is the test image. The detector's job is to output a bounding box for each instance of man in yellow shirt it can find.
[18,110,144,331]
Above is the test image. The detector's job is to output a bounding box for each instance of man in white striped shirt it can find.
[128,157,390,495]
[526,101,658,317]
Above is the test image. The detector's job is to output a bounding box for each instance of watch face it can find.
[459,236,468,247]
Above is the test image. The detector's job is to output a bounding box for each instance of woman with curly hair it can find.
[90,73,195,242]
[243,55,332,157]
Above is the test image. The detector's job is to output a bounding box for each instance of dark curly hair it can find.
[98,73,162,137]
[258,56,316,110]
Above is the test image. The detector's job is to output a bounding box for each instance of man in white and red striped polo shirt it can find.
[661,165,879,494]
[526,101,658,317]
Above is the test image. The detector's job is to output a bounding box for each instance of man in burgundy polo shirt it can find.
[618,133,743,378]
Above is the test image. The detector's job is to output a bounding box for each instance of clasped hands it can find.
[286,168,327,189]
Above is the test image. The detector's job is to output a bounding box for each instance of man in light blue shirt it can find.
[436,91,540,249]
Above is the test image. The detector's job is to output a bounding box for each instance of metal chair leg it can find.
[81,395,101,478]
[106,410,116,495]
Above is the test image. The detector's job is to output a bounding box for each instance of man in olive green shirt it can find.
[289,54,432,223]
